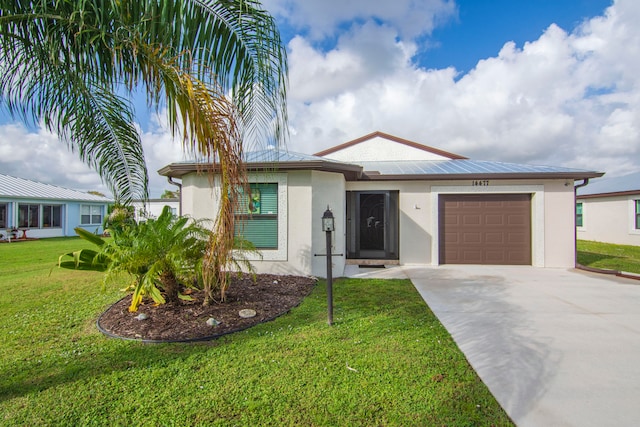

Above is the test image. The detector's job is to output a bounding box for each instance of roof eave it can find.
[577,189,640,199]
[158,160,364,180]
[0,195,112,202]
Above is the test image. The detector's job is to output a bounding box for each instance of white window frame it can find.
[80,204,103,226]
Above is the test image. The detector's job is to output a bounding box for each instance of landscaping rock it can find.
[239,309,257,318]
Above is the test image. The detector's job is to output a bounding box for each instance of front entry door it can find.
[347,191,399,260]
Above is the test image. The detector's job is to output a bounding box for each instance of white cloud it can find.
[283,0,640,177]
[289,22,415,102]
[0,115,186,199]
[263,0,456,40]
[140,114,189,197]
[3,0,638,199]
[0,123,109,194]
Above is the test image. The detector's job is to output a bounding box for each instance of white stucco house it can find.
[576,171,640,246]
[131,198,180,221]
[158,131,603,277]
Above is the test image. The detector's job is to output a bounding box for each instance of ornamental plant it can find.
[60,206,260,311]
[61,206,209,311]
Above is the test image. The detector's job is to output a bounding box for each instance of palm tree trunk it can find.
[160,270,180,303]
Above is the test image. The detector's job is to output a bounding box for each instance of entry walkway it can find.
[346,265,640,426]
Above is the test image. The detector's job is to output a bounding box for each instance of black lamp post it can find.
[322,206,335,325]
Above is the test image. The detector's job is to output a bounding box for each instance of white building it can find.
[131,198,180,221]
[576,171,640,246]
[159,132,603,277]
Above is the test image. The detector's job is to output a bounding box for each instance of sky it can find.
[1,0,637,198]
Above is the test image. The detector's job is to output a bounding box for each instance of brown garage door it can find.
[439,194,531,265]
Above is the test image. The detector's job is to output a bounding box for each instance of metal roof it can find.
[158,150,364,180]
[358,160,603,180]
[243,150,335,163]
[0,173,112,202]
[577,171,640,196]
[158,150,602,181]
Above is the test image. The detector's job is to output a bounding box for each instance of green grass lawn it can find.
[0,238,512,426]
[577,240,640,274]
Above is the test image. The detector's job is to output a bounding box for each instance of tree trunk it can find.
[159,270,180,303]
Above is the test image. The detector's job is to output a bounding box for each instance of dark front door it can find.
[360,193,386,254]
[347,191,399,259]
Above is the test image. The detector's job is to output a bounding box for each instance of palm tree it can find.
[0,0,288,303]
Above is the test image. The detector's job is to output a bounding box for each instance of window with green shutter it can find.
[635,200,640,230]
[576,202,583,227]
[234,183,278,249]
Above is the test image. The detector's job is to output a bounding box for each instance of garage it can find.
[439,194,532,265]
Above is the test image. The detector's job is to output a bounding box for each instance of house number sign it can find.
[472,180,490,186]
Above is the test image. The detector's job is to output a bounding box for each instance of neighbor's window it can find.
[80,205,103,225]
[635,200,640,230]
[0,203,6,228]
[42,205,62,228]
[234,183,278,249]
[576,202,583,227]
[18,204,39,228]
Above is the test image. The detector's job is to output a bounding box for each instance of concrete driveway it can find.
[399,265,640,427]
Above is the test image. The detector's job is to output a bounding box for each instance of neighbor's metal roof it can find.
[577,171,640,196]
[358,160,603,180]
[0,173,112,202]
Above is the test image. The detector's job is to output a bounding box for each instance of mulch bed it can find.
[97,273,317,342]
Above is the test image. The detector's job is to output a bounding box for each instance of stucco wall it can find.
[179,172,580,275]
[181,173,217,222]
[309,171,346,277]
[542,181,577,267]
[179,170,345,277]
[577,196,640,246]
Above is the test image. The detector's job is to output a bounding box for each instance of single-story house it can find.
[158,131,603,277]
[131,198,180,221]
[576,171,640,246]
[0,173,112,240]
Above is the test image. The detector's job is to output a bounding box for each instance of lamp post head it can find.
[322,206,335,232]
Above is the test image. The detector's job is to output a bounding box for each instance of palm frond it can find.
[0,1,149,202]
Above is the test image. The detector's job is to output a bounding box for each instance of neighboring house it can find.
[576,171,640,246]
[158,131,603,277]
[0,173,112,240]
[131,198,180,221]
